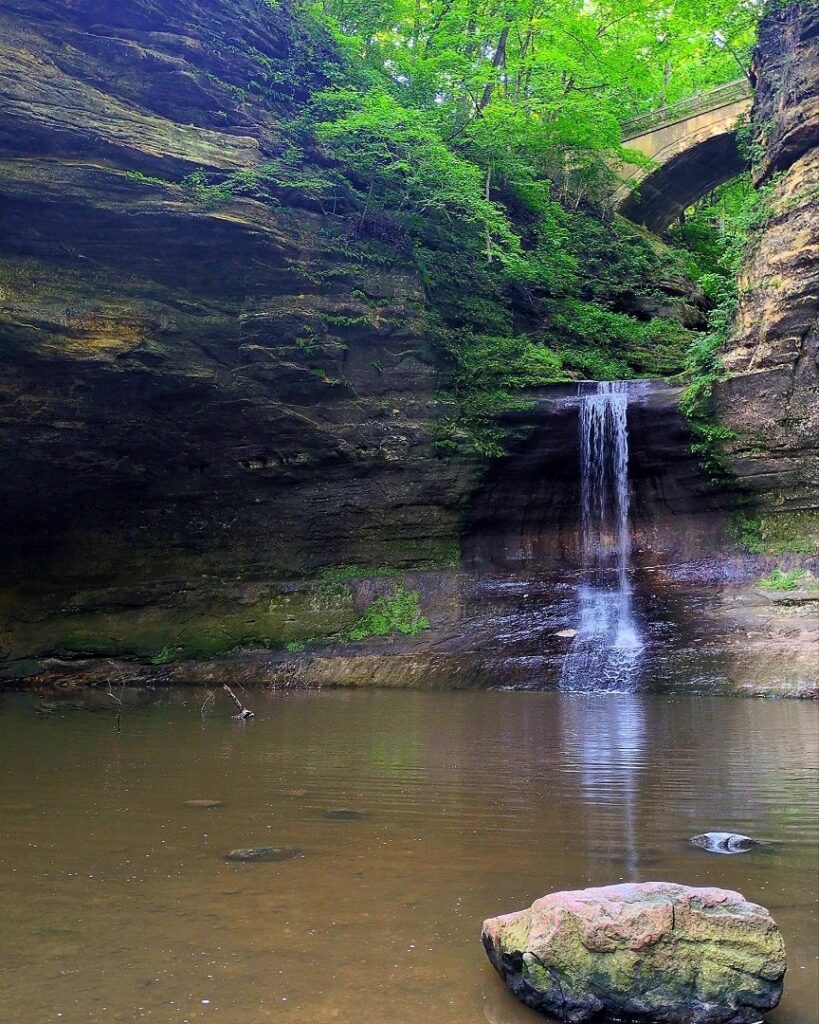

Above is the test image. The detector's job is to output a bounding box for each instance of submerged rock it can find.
[482,882,785,1024]
[224,846,302,863]
[323,808,368,821]
[690,832,760,854]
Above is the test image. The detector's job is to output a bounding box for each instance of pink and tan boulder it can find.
[482,882,786,1023]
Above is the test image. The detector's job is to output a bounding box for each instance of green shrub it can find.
[732,510,819,554]
[756,569,808,592]
[343,587,429,641]
[150,644,176,665]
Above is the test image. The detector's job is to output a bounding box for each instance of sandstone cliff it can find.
[0,0,479,602]
[1,0,811,686]
[717,0,819,515]
[0,0,710,662]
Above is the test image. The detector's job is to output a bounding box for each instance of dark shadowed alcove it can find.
[464,381,733,570]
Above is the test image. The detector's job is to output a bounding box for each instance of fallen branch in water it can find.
[223,683,255,720]
[106,661,128,733]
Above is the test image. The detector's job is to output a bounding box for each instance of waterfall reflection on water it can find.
[561,381,644,690]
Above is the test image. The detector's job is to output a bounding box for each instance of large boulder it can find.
[482,882,786,1024]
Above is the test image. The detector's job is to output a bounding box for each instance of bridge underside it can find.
[618,132,749,233]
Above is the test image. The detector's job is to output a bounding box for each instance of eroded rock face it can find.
[0,0,477,602]
[482,882,786,1024]
[717,1,819,512]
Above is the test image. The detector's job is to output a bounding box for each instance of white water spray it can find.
[561,382,643,690]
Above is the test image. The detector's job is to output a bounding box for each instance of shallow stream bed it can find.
[1,689,817,1023]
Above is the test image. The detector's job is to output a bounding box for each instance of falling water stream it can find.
[561,381,643,690]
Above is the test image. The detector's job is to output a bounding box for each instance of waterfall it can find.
[561,382,643,690]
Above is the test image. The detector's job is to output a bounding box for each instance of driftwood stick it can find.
[223,683,255,719]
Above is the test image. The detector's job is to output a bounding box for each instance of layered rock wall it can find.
[0,0,476,601]
[1,0,806,682]
[717,1,819,512]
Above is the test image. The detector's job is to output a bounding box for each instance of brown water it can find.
[1,689,817,1024]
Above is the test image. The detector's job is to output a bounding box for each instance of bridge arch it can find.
[614,80,753,233]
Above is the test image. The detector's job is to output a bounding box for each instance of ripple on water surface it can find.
[0,689,817,1024]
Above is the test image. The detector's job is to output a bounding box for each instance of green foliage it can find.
[150,644,176,665]
[554,301,691,378]
[182,1,767,456]
[180,171,234,208]
[285,639,307,653]
[731,510,819,555]
[667,176,772,481]
[736,114,768,169]
[224,152,356,213]
[679,373,737,483]
[124,171,174,189]
[313,0,760,138]
[321,547,461,581]
[756,569,812,592]
[343,587,430,641]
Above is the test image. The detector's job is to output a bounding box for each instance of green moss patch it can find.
[732,510,819,555]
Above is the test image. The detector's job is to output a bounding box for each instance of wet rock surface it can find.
[11,560,818,697]
[482,881,786,1024]
[690,832,760,855]
[224,846,302,863]
[323,808,368,821]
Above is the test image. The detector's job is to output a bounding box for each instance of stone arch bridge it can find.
[614,79,753,233]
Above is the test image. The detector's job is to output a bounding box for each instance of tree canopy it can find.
[239,0,769,453]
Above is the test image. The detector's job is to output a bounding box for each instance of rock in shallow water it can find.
[323,808,368,820]
[690,832,760,854]
[482,882,785,1024]
[224,847,302,863]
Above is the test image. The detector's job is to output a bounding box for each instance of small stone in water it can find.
[554,629,578,638]
[690,832,760,854]
[324,808,368,821]
[184,799,223,808]
[224,846,303,863]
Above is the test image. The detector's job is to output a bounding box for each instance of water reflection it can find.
[567,694,646,878]
[0,690,816,1024]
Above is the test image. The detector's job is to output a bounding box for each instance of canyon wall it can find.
[0,0,812,681]
[0,0,709,606]
[0,0,479,601]
[717,0,819,515]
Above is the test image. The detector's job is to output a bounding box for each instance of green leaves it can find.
[343,587,430,640]
[314,87,520,258]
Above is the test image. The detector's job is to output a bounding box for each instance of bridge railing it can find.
[621,78,752,140]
